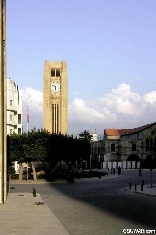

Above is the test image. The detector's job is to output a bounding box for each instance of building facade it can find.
[43,61,68,135]
[6,78,22,135]
[90,122,156,169]
[0,0,7,204]
[90,132,105,168]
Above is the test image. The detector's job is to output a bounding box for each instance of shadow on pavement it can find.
[10,170,156,230]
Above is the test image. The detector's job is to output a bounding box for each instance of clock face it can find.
[51,82,60,93]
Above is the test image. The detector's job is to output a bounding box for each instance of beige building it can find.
[0,0,7,204]
[104,122,156,164]
[7,78,22,135]
[43,61,68,135]
[6,78,22,175]
[90,122,156,169]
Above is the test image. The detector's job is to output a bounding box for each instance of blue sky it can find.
[6,0,156,135]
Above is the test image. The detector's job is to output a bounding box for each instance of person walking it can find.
[98,172,101,179]
[118,166,121,175]
[139,167,142,176]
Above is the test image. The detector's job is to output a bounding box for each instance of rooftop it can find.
[104,122,156,137]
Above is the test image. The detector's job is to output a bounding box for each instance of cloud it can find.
[143,90,156,105]
[19,87,43,131]
[19,83,156,135]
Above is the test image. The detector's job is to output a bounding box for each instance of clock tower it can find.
[43,61,68,135]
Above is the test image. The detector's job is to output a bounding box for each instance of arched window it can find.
[111,143,115,152]
[154,137,156,152]
[146,138,149,151]
[132,143,136,151]
[150,138,153,151]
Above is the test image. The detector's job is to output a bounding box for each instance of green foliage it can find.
[7,129,91,170]
[7,133,28,163]
[7,166,15,176]
[145,155,156,169]
[78,130,92,142]
[7,129,50,164]
[26,129,50,162]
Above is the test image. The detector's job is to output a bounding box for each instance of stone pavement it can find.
[1,174,156,235]
[0,192,70,235]
[0,174,122,235]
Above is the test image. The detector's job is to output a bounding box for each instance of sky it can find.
[6,0,156,136]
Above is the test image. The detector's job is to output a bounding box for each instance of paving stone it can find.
[0,193,70,235]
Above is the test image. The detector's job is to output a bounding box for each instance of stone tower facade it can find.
[43,61,68,135]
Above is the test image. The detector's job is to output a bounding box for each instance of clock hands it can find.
[51,82,60,92]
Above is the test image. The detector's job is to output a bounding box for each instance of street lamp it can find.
[27,160,28,181]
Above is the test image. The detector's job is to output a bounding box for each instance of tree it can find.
[145,155,155,187]
[7,133,29,180]
[143,126,156,187]
[7,129,50,181]
[47,133,67,170]
[78,130,92,142]
[7,129,92,181]
[25,129,50,180]
[62,135,91,168]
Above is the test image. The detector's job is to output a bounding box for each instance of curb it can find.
[10,175,122,184]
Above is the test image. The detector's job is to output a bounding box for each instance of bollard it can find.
[135,184,137,191]
[33,188,36,197]
[129,183,131,189]
[142,180,144,186]
[141,184,143,191]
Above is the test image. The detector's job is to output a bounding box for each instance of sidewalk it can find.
[1,174,120,235]
[125,184,156,197]
[0,193,70,235]
[1,174,155,235]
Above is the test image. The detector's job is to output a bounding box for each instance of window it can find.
[56,69,60,77]
[146,138,149,151]
[51,68,61,77]
[18,114,21,124]
[51,69,55,77]
[10,114,12,121]
[154,137,156,152]
[18,128,21,135]
[132,143,136,151]
[150,138,153,151]
[111,143,115,152]
[10,129,12,134]
[10,100,12,106]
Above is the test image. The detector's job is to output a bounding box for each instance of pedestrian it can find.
[98,172,101,179]
[118,166,121,175]
[113,168,115,174]
[139,167,142,176]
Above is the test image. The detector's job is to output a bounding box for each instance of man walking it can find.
[139,167,142,176]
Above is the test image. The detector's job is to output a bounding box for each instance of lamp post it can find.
[27,161,28,181]
[90,155,92,169]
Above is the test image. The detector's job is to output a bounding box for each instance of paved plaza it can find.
[0,171,156,235]
[0,192,70,235]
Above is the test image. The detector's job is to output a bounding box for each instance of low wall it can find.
[102,161,140,169]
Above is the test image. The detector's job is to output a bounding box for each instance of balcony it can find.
[7,120,17,126]
[7,105,17,112]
